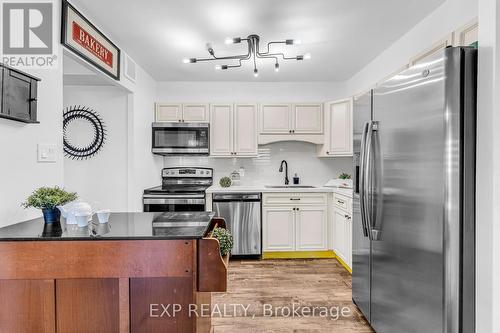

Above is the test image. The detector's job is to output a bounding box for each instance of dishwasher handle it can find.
[212,193,261,201]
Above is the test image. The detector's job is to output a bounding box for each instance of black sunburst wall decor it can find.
[63,106,107,160]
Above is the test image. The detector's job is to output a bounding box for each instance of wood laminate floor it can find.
[212,259,374,333]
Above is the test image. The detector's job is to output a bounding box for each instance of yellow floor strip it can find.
[262,251,352,274]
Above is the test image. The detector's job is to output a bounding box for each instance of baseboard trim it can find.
[262,251,335,259]
[262,250,352,274]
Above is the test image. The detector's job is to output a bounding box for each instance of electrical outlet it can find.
[37,144,57,163]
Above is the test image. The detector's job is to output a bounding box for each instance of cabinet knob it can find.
[29,98,37,102]
[289,130,292,133]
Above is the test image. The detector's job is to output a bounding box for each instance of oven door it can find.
[152,123,209,155]
[143,194,206,212]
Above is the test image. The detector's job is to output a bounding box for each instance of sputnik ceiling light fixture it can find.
[183,34,310,77]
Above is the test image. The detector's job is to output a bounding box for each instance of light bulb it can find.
[253,69,259,77]
[215,65,222,70]
[286,39,302,45]
[304,53,311,60]
[274,63,280,72]
[182,58,190,64]
[225,37,241,44]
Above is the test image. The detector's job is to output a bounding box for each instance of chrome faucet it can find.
[279,160,289,185]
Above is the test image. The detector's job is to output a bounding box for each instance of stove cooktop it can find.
[143,185,209,195]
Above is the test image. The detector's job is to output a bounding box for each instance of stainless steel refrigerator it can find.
[352,46,476,333]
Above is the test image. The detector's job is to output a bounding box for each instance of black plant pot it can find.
[42,207,61,224]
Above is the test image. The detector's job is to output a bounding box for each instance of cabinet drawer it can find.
[263,193,327,206]
[333,193,350,211]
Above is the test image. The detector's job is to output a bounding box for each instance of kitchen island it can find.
[0,212,228,333]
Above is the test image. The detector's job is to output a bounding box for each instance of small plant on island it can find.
[212,227,233,257]
[339,173,351,180]
[22,186,77,224]
[22,186,77,210]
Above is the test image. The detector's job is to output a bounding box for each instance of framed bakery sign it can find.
[61,0,120,80]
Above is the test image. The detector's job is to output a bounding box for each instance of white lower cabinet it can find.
[295,206,328,251]
[263,207,295,251]
[332,193,352,269]
[263,193,328,252]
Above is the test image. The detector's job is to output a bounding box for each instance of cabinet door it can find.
[3,69,34,121]
[454,20,478,47]
[346,214,352,268]
[293,104,323,134]
[0,68,3,116]
[410,34,453,65]
[295,206,327,251]
[210,104,233,156]
[182,104,209,122]
[233,104,258,156]
[333,208,348,262]
[263,207,295,251]
[260,104,292,133]
[328,100,353,156]
[155,103,181,122]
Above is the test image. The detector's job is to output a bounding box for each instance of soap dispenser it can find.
[293,173,300,185]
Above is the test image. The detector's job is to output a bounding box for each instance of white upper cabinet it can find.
[259,103,324,144]
[155,103,209,122]
[210,103,258,157]
[453,19,478,47]
[155,103,182,122]
[233,104,258,156]
[182,104,209,122]
[409,34,453,66]
[260,104,292,134]
[293,104,323,134]
[210,104,233,156]
[317,99,353,157]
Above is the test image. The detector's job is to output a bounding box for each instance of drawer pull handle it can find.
[290,198,301,201]
[337,200,345,204]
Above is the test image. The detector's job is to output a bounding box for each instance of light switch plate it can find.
[37,144,57,163]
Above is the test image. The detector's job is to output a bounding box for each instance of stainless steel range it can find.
[143,167,213,212]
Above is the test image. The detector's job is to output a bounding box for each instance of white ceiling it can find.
[72,0,444,82]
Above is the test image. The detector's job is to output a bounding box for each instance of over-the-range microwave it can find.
[151,122,209,155]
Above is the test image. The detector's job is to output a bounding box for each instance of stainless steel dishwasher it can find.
[212,193,261,257]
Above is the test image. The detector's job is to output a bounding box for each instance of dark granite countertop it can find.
[0,212,215,241]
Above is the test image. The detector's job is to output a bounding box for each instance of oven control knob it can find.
[165,171,169,174]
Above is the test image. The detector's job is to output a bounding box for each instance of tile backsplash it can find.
[163,141,353,186]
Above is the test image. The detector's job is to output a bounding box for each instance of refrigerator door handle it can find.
[366,121,384,241]
[359,122,370,238]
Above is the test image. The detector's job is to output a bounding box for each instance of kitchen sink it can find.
[265,185,316,189]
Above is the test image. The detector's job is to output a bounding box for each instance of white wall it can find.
[157,81,346,102]
[164,142,352,186]
[0,0,65,227]
[0,61,65,227]
[127,66,163,211]
[476,0,500,331]
[346,0,478,95]
[63,85,128,211]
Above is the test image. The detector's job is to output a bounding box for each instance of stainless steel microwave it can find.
[151,122,209,155]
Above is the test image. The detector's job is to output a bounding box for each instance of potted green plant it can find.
[339,173,351,180]
[22,187,78,224]
[212,227,233,264]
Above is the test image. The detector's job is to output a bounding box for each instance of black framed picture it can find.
[61,0,120,80]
